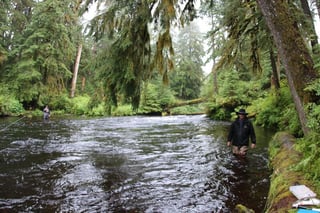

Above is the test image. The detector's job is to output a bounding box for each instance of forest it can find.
[1,0,320,203]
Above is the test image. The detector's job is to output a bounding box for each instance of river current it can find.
[0,115,273,212]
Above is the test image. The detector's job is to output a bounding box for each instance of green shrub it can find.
[111,105,136,116]
[294,132,320,189]
[206,103,231,120]
[306,103,320,132]
[69,95,90,115]
[217,70,253,106]
[87,103,107,116]
[251,85,301,135]
[170,104,204,115]
[279,105,301,136]
[50,94,72,111]
[0,95,24,115]
[250,94,281,129]
[140,82,175,114]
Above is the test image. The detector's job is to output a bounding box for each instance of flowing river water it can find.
[0,115,273,213]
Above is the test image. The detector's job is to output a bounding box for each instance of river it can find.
[0,115,273,212]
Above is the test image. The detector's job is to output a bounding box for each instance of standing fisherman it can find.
[43,105,50,120]
[227,109,256,156]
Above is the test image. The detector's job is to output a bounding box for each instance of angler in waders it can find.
[43,105,50,120]
[227,109,256,156]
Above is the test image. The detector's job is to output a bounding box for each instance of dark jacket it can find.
[227,118,256,146]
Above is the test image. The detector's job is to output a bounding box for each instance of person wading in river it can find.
[43,105,50,120]
[227,109,256,156]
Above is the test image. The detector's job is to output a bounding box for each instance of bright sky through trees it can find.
[81,1,319,75]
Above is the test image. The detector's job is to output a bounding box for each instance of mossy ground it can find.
[266,132,318,213]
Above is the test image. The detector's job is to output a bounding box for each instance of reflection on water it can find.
[0,115,273,212]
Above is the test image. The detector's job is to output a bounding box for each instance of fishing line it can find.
[0,116,26,132]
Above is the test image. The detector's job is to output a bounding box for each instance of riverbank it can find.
[265,132,320,212]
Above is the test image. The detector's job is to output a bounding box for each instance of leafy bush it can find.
[140,82,175,114]
[170,104,204,115]
[111,105,136,116]
[206,102,232,120]
[49,94,72,111]
[69,95,90,115]
[50,94,109,116]
[0,95,24,115]
[306,103,320,132]
[140,83,162,113]
[278,105,301,136]
[294,132,320,189]
[250,85,301,135]
[305,77,320,96]
[205,67,267,121]
[87,103,107,116]
[217,70,254,106]
[250,94,281,129]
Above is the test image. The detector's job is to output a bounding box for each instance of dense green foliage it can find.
[0,92,24,116]
[0,0,318,126]
[293,80,320,188]
[1,0,80,108]
[139,79,175,115]
[0,0,318,123]
[295,132,320,189]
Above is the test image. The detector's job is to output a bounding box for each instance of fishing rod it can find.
[0,116,26,132]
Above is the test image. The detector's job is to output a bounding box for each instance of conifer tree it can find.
[9,0,80,105]
[170,23,205,100]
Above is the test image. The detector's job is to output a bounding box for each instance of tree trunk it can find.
[168,98,206,108]
[81,76,86,91]
[212,67,218,95]
[316,0,320,20]
[256,0,319,135]
[70,43,83,98]
[299,0,319,53]
[269,48,280,89]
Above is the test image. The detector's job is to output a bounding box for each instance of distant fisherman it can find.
[43,105,50,120]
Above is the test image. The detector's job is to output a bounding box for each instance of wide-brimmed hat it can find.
[236,109,248,115]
